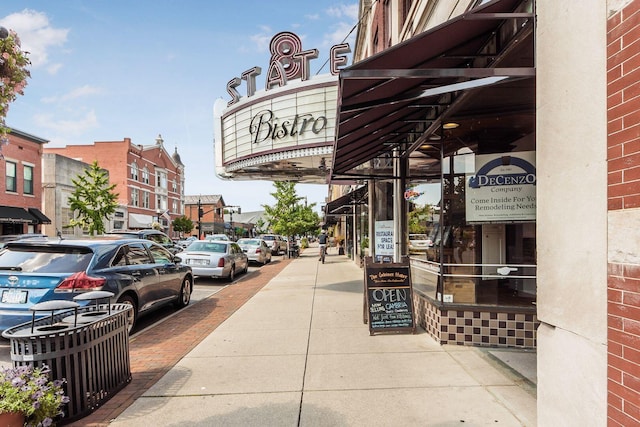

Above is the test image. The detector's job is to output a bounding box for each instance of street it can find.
[0,264,264,368]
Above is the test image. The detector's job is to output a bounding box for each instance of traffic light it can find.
[198,208,204,217]
[237,208,241,214]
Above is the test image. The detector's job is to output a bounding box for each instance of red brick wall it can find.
[0,132,44,208]
[607,1,640,425]
[44,138,183,221]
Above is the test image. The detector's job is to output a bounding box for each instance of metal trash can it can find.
[1,292,132,424]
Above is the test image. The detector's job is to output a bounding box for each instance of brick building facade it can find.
[0,128,50,234]
[44,135,184,236]
[607,2,640,424]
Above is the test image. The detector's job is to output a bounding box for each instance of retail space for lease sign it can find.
[465,151,536,223]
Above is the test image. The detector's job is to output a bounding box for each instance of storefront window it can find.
[410,149,537,309]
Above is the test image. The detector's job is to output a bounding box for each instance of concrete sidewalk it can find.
[109,246,537,426]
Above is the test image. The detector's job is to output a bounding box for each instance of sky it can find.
[0,1,359,213]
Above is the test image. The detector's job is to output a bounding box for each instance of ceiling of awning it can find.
[331,0,535,182]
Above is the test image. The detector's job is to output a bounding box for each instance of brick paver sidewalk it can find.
[73,257,293,427]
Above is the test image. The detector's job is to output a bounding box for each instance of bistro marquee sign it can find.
[214,32,350,182]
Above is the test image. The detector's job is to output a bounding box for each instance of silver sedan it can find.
[178,240,249,281]
[237,238,272,265]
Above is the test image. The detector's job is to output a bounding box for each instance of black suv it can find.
[107,229,182,253]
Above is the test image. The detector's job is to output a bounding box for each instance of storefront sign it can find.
[364,258,415,335]
[465,151,536,223]
[214,31,350,180]
[374,220,394,262]
[226,32,350,106]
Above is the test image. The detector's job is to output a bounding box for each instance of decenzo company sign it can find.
[465,151,536,223]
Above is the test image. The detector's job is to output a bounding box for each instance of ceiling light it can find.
[443,122,459,129]
[420,144,434,150]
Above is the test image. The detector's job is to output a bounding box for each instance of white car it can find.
[205,234,230,241]
[237,238,272,265]
[179,240,248,281]
[408,234,432,254]
[259,234,287,255]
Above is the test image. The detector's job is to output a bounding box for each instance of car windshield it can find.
[0,245,94,273]
[238,239,259,245]
[410,234,428,240]
[188,242,227,253]
[206,234,228,240]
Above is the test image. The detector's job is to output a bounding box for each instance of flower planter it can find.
[0,412,25,427]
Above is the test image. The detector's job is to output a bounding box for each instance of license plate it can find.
[1,289,28,304]
[190,259,209,266]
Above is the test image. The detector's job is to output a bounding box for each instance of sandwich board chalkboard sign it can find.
[364,257,415,335]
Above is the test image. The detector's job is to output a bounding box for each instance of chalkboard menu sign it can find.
[364,257,415,335]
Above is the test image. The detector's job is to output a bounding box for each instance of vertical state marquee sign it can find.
[364,257,415,335]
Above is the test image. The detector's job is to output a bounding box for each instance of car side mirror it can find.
[173,255,183,263]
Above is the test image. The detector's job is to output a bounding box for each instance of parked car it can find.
[0,233,48,249]
[0,238,193,333]
[408,233,432,254]
[176,236,198,249]
[260,234,287,255]
[107,229,182,254]
[236,238,272,265]
[178,240,248,281]
[205,234,230,241]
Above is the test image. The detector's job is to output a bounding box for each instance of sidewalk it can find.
[105,245,537,426]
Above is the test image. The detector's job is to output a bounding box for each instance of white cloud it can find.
[60,85,102,101]
[34,110,98,135]
[40,85,102,104]
[0,9,69,72]
[326,3,359,21]
[249,29,273,53]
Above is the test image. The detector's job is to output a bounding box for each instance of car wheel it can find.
[243,261,249,274]
[173,276,192,308]
[117,294,137,334]
[227,266,235,282]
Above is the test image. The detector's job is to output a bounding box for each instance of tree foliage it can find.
[0,28,31,138]
[67,161,119,235]
[408,203,433,233]
[262,182,320,239]
[172,215,194,235]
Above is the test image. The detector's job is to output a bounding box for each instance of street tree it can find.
[67,160,119,235]
[263,182,320,243]
[172,215,194,236]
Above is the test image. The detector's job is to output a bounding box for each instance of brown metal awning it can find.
[0,206,38,223]
[331,0,535,182]
[28,208,51,224]
[325,185,368,216]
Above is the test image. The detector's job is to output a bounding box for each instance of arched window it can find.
[130,162,139,180]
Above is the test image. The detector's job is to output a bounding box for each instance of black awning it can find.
[0,206,38,223]
[332,0,535,181]
[325,185,368,216]
[28,208,51,224]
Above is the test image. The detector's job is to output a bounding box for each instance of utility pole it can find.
[197,197,203,239]
[226,206,241,241]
